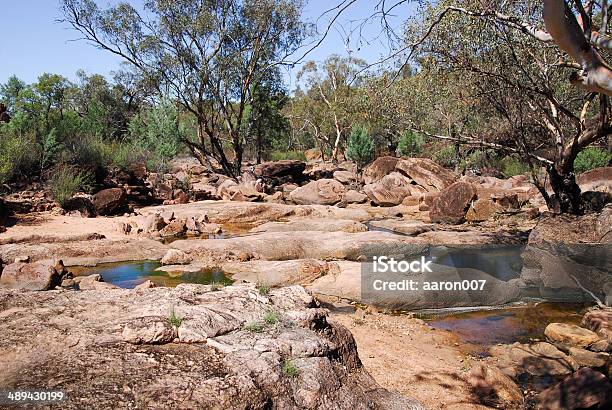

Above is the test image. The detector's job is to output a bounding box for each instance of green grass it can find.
[168,308,183,327]
[257,282,271,296]
[243,322,264,333]
[282,359,299,378]
[264,309,279,325]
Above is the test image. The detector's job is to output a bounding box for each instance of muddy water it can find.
[71,261,233,289]
[421,302,587,349]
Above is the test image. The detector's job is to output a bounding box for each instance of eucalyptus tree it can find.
[60,0,307,176]
[390,0,611,214]
[296,55,366,161]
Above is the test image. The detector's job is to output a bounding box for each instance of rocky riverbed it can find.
[1,158,611,409]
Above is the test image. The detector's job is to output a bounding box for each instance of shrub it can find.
[574,147,612,174]
[433,145,457,168]
[270,150,307,161]
[264,309,279,325]
[397,130,424,157]
[39,128,61,172]
[346,125,374,170]
[243,322,264,332]
[168,308,183,327]
[50,167,93,207]
[257,281,271,295]
[500,156,530,178]
[0,131,38,185]
[282,359,299,378]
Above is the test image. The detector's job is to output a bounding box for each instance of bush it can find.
[346,125,374,170]
[574,147,612,174]
[50,167,93,207]
[282,359,299,378]
[500,156,530,178]
[397,130,424,157]
[0,131,39,185]
[433,145,457,168]
[270,150,307,161]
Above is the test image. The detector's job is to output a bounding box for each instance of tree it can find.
[296,55,366,161]
[60,0,307,176]
[346,125,374,170]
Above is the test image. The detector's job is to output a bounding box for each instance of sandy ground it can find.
[331,310,494,410]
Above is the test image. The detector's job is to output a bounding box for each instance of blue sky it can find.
[0,0,412,89]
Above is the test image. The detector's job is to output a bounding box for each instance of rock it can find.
[134,280,156,290]
[304,162,340,180]
[535,368,612,410]
[191,182,218,200]
[0,259,66,291]
[429,182,478,224]
[62,196,96,217]
[568,346,609,367]
[467,363,524,407]
[582,310,612,342]
[185,216,200,233]
[304,148,321,161]
[577,166,612,193]
[545,323,601,348]
[250,219,368,234]
[289,179,346,205]
[581,190,612,213]
[362,156,400,184]
[13,255,29,263]
[122,317,177,344]
[345,190,368,204]
[333,170,359,185]
[161,211,175,224]
[254,160,306,179]
[363,172,414,206]
[589,339,611,352]
[222,259,334,287]
[92,188,127,216]
[395,158,456,192]
[116,221,132,235]
[141,213,166,233]
[217,179,265,202]
[75,273,118,290]
[489,342,578,377]
[173,189,190,204]
[159,219,187,238]
[161,249,193,265]
[0,284,423,409]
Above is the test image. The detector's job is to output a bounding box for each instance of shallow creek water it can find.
[71,261,233,289]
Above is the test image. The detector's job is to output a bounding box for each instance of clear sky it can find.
[0,0,412,89]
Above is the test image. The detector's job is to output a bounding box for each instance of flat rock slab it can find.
[489,342,578,378]
[171,231,428,263]
[250,218,368,233]
[544,323,601,348]
[536,368,612,410]
[0,284,423,409]
[222,259,334,287]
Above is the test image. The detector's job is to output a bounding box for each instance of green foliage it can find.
[500,156,530,178]
[346,125,374,169]
[282,359,299,378]
[50,167,93,207]
[433,145,457,168]
[257,282,271,296]
[270,150,307,161]
[39,128,61,171]
[264,309,279,325]
[574,147,612,174]
[243,322,264,333]
[168,308,183,327]
[397,130,424,157]
[0,130,39,185]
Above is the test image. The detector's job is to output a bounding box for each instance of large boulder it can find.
[544,323,601,348]
[362,156,400,184]
[254,160,306,179]
[0,284,424,409]
[536,368,612,410]
[0,259,67,291]
[363,172,415,206]
[467,363,523,407]
[289,179,346,205]
[333,170,359,185]
[582,310,612,342]
[62,196,96,217]
[92,188,127,216]
[429,182,478,224]
[577,166,612,193]
[395,158,456,192]
[489,342,578,378]
[217,179,265,202]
